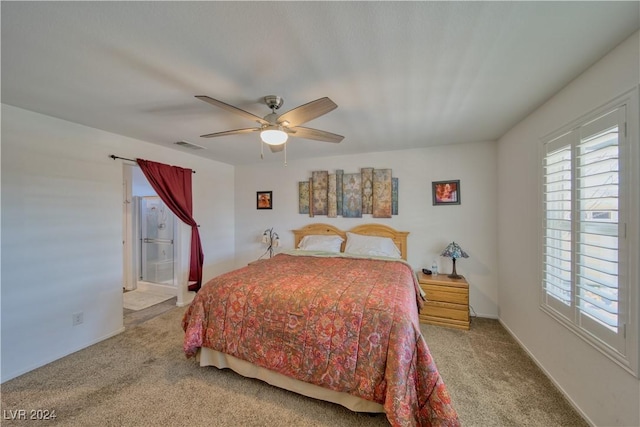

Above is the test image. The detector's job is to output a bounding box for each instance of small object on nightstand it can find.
[422,268,432,275]
[261,227,280,258]
[417,271,470,330]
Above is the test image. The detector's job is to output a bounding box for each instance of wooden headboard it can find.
[292,223,409,260]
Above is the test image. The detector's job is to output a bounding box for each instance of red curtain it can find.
[137,159,204,292]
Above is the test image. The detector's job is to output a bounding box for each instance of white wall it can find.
[1,105,236,382]
[497,32,640,426]
[234,141,499,318]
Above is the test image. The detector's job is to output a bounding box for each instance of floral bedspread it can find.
[182,253,459,427]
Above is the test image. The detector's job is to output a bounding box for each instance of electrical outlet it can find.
[72,312,84,326]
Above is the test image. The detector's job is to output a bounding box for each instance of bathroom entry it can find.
[123,164,193,307]
[135,196,176,287]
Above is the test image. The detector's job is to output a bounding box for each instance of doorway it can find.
[122,164,192,309]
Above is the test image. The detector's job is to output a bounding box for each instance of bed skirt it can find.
[197,347,385,414]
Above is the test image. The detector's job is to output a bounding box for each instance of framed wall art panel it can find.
[432,180,460,206]
[336,169,344,216]
[312,171,328,216]
[392,177,399,215]
[298,181,310,214]
[328,173,337,218]
[342,173,363,218]
[308,177,314,217]
[361,167,374,215]
[372,168,392,218]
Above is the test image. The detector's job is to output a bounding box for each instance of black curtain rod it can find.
[109,155,196,173]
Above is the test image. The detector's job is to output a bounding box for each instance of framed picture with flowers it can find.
[432,180,460,205]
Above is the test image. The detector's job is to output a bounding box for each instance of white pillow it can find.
[297,235,344,253]
[344,232,402,259]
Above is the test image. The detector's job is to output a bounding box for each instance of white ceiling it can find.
[2,2,638,165]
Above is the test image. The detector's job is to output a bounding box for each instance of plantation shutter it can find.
[576,108,625,351]
[543,132,574,319]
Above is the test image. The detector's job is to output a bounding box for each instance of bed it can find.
[182,223,459,426]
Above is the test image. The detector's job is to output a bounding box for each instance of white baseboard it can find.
[471,312,499,319]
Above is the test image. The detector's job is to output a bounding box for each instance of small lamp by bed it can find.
[261,228,280,258]
[440,242,469,279]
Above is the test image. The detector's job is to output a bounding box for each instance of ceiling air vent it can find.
[174,140,205,150]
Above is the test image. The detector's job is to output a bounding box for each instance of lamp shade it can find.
[440,242,469,279]
[440,242,469,260]
[260,126,288,145]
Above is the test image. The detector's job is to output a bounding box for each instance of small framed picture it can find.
[432,180,460,206]
[257,191,273,210]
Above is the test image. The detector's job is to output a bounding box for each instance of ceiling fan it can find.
[195,95,344,153]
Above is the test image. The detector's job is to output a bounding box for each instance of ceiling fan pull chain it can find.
[284,143,287,167]
[260,141,264,160]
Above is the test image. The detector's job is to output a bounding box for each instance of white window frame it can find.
[539,87,639,377]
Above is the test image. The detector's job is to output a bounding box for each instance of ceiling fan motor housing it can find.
[264,95,283,111]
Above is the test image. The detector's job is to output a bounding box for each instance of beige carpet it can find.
[123,289,173,311]
[1,307,588,426]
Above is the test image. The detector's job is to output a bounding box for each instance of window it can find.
[541,90,638,375]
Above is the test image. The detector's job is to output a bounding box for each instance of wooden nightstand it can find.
[417,272,470,330]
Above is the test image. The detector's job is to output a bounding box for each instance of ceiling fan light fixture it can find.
[260,126,288,145]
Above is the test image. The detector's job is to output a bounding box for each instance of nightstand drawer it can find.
[419,314,470,330]
[422,284,469,305]
[421,300,469,322]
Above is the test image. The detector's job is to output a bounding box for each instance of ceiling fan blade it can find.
[200,127,261,138]
[277,97,337,127]
[288,126,344,143]
[269,144,285,153]
[196,96,269,125]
